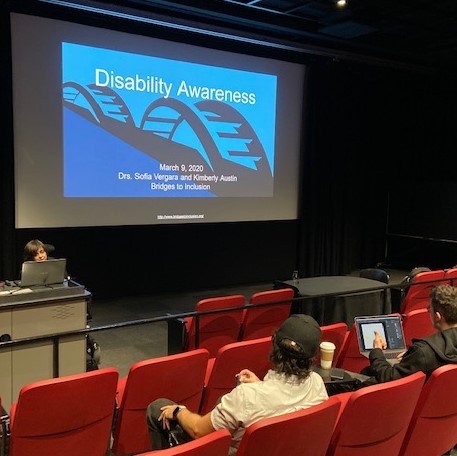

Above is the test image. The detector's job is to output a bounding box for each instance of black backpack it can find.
[86,335,101,371]
[399,267,432,302]
[400,267,432,288]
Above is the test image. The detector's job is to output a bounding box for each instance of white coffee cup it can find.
[320,341,336,369]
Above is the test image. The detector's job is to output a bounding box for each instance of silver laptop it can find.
[17,259,67,287]
[355,315,406,365]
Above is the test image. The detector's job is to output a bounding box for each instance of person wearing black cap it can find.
[146,314,328,454]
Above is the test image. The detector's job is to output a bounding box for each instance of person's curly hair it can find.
[430,284,457,323]
[269,334,313,380]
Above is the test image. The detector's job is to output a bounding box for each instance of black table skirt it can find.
[275,276,391,327]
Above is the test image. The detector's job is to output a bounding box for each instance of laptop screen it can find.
[20,259,67,287]
[355,315,406,352]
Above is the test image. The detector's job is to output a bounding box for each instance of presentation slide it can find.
[11,11,305,228]
[63,43,276,198]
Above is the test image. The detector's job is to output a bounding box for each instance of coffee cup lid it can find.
[320,341,336,350]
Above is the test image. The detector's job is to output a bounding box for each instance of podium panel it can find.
[0,282,89,409]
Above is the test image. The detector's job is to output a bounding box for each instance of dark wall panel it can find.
[14,221,299,299]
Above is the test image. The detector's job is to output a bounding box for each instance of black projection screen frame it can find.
[11,11,305,228]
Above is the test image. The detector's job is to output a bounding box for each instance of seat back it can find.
[316,322,348,366]
[399,364,457,456]
[186,295,245,357]
[359,268,390,284]
[8,368,118,456]
[199,336,272,414]
[401,308,436,347]
[335,323,369,372]
[236,396,341,456]
[444,267,457,287]
[327,371,425,456]
[400,269,447,314]
[138,429,232,456]
[238,288,294,341]
[112,349,209,455]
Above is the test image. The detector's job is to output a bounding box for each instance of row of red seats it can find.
[0,279,441,455]
[170,288,294,357]
[3,356,457,455]
[114,330,343,454]
[401,267,457,314]
[0,340,280,456]
[152,365,457,456]
[175,266,447,360]
[177,289,436,379]
[0,306,434,456]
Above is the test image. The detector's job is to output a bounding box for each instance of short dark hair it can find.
[23,239,46,262]
[270,335,313,380]
[430,284,457,324]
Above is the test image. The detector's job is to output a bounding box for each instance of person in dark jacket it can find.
[361,284,457,383]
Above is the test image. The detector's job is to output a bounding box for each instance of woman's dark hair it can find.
[270,335,313,380]
[23,239,47,262]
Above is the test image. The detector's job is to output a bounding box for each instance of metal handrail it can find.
[0,278,444,377]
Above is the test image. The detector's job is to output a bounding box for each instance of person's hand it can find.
[237,368,260,383]
[373,331,387,349]
[396,350,406,361]
[159,404,178,430]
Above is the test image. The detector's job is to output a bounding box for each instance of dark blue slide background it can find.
[63,43,276,198]
[64,108,214,197]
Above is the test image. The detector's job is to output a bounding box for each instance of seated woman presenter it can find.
[23,239,100,370]
[23,239,49,262]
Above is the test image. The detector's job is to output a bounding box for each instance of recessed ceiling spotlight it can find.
[336,0,347,7]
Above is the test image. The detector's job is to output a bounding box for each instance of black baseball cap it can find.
[274,314,321,359]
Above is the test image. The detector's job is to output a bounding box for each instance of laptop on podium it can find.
[17,258,67,287]
[355,314,406,365]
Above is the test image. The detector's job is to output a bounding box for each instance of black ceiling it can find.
[107,0,457,72]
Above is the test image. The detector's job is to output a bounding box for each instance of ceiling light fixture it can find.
[336,0,347,7]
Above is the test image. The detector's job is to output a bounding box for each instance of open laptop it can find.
[17,259,67,287]
[355,314,406,365]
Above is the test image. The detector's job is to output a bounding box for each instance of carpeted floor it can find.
[90,281,272,377]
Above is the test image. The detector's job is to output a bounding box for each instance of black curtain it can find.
[0,6,16,281]
[2,1,457,295]
[298,61,438,277]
